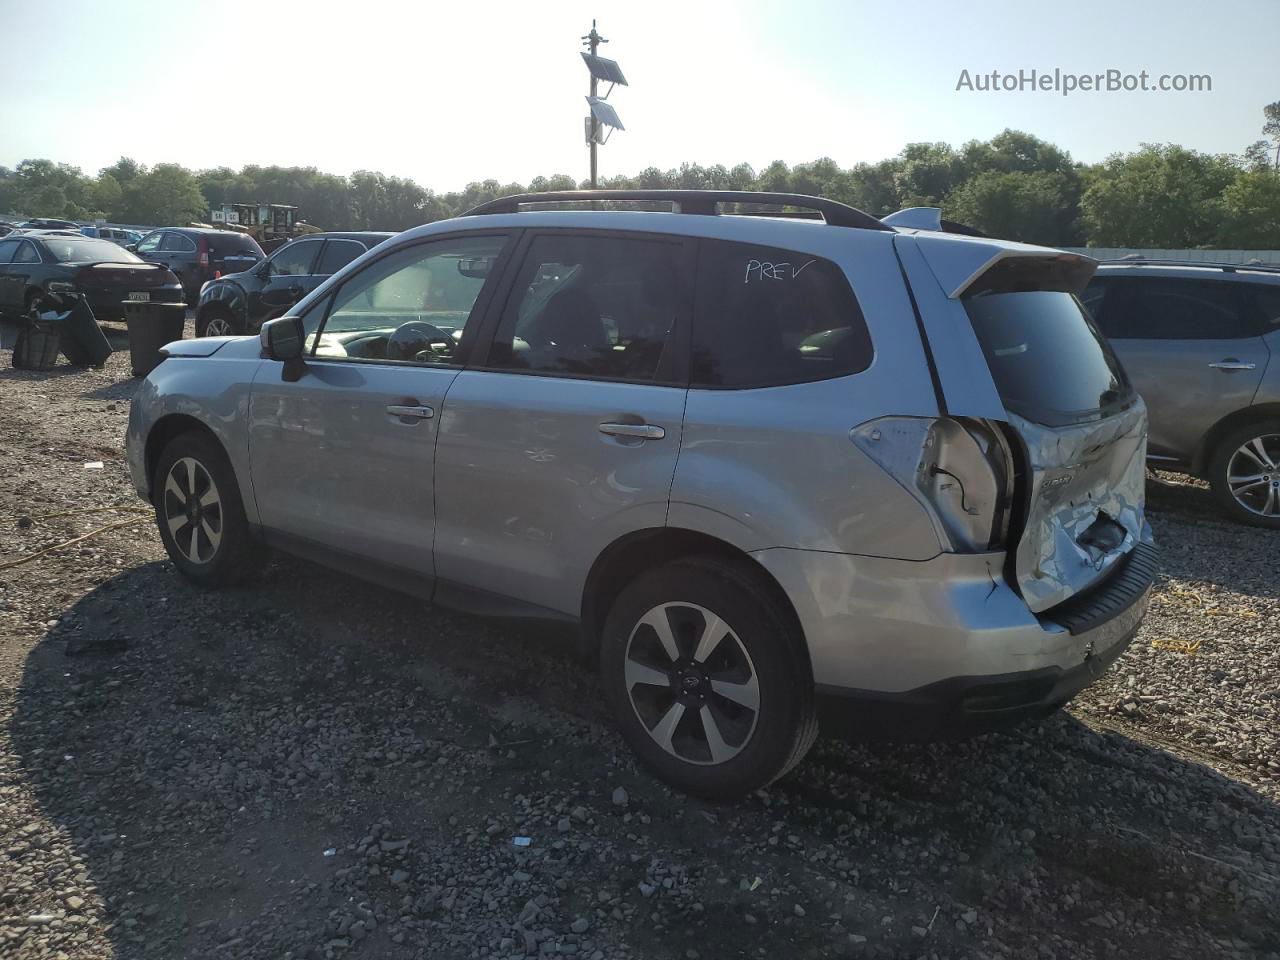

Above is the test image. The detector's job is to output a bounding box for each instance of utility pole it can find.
[582,21,605,188]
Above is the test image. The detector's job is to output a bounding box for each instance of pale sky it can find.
[1,0,1276,190]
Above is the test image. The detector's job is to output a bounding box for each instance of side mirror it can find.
[260,316,304,360]
[256,260,272,279]
[126,243,138,253]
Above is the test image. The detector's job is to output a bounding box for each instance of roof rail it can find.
[462,190,893,231]
[880,206,990,238]
[1098,258,1280,274]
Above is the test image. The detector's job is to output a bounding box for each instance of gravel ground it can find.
[0,324,1277,960]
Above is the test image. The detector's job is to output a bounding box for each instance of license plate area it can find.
[127,292,150,302]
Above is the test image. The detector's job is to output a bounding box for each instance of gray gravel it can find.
[0,328,1277,959]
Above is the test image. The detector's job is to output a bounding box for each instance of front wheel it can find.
[600,557,817,799]
[197,309,244,338]
[153,431,265,585]
[1208,422,1280,528]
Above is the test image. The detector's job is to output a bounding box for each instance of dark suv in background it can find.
[194,231,393,337]
[1084,260,1280,527]
[132,227,264,304]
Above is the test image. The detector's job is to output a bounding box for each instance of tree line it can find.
[2,104,1278,249]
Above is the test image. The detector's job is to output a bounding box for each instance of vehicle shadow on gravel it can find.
[10,558,1280,959]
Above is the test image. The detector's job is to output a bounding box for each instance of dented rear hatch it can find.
[960,258,1147,612]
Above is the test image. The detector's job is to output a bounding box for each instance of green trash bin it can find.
[124,301,186,377]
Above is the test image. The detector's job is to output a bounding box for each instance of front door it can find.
[249,237,324,326]
[433,230,693,616]
[1093,277,1267,460]
[247,233,512,580]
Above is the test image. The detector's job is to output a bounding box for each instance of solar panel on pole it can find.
[580,53,628,86]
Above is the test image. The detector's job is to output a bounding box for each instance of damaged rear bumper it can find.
[752,527,1157,741]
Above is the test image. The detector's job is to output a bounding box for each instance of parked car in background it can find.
[1084,260,1280,527]
[17,217,80,231]
[0,233,182,321]
[81,225,143,247]
[195,231,393,337]
[0,222,17,238]
[126,190,1156,798]
[131,227,264,304]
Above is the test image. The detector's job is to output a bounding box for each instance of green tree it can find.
[1219,170,1280,248]
[946,170,1081,245]
[123,164,207,225]
[1262,101,1280,171]
[1080,144,1237,247]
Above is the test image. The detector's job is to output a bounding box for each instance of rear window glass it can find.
[45,238,140,263]
[964,290,1132,427]
[691,240,872,388]
[207,232,264,256]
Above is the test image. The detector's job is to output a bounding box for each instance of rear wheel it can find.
[153,431,265,585]
[1208,421,1280,528]
[600,557,817,799]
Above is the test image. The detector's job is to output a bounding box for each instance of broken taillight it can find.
[850,417,1014,553]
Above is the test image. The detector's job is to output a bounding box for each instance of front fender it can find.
[126,343,264,525]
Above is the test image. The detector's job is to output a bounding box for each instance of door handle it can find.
[1208,360,1257,371]
[599,421,665,440]
[386,404,434,420]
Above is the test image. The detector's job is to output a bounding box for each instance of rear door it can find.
[0,238,20,310]
[6,240,44,306]
[432,230,693,616]
[248,232,512,580]
[1089,275,1267,461]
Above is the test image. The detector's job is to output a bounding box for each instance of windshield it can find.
[46,238,142,264]
[964,290,1133,427]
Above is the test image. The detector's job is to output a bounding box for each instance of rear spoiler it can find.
[908,231,1098,299]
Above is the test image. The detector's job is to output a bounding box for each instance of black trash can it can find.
[56,296,112,368]
[124,301,186,377]
[11,319,61,370]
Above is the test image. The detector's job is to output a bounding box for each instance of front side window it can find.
[0,239,18,263]
[317,239,366,276]
[1115,278,1254,340]
[488,233,689,381]
[691,240,872,388]
[311,234,507,365]
[269,240,321,277]
[136,232,162,254]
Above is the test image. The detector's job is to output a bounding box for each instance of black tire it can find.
[196,307,244,338]
[1207,420,1280,528]
[600,556,818,799]
[153,431,266,586]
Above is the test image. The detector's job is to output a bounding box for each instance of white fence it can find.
[1062,248,1280,266]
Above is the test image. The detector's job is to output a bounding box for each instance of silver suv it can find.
[1083,261,1280,527]
[126,191,1157,798]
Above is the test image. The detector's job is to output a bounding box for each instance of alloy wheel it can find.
[623,602,760,765]
[204,316,235,337]
[162,457,223,564]
[1226,434,1280,518]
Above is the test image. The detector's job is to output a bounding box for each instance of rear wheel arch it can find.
[581,527,811,673]
[1192,403,1280,476]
